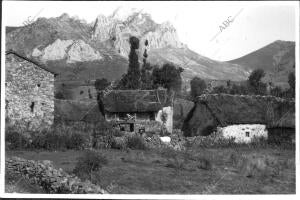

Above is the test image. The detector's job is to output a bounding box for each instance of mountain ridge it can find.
[5,11,294,88]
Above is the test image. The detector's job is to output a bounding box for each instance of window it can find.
[30,102,35,112]
[245,131,250,137]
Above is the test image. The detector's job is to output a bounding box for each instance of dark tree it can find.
[121,36,141,89]
[286,72,296,98]
[95,78,110,91]
[288,72,295,91]
[152,63,183,93]
[141,39,153,89]
[212,85,227,94]
[190,77,207,100]
[247,69,267,95]
[270,86,283,97]
[229,84,249,95]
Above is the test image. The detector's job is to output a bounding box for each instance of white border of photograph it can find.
[1,0,299,199]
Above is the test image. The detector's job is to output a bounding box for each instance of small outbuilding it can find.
[102,89,174,133]
[182,94,295,142]
[217,124,268,143]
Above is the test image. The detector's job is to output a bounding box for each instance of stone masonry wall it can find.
[5,54,54,131]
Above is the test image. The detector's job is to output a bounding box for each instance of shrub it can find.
[111,137,127,150]
[66,132,86,150]
[160,147,185,172]
[43,132,68,150]
[6,131,29,150]
[196,157,212,170]
[126,135,147,150]
[73,150,108,182]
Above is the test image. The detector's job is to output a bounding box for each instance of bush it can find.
[66,132,86,150]
[111,137,127,150]
[73,150,108,181]
[6,131,29,150]
[126,135,147,150]
[161,147,185,172]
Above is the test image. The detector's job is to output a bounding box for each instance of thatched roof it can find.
[54,99,105,122]
[197,94,295,128]
[182,94,295,136]
[103,89,169,113]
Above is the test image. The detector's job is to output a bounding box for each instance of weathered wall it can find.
[6,156,106,194]
[5,54,54,131]
[217,124,268,143]
[155,106,173,133]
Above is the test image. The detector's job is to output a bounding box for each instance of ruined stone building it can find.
[102,89,174,133]
[5,51,57,131]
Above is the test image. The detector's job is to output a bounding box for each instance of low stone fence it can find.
[6,157,107,194]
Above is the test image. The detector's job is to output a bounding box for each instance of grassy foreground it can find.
[6,147,295,194]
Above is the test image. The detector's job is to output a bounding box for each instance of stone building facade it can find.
[217,124,268,143]
[5,51,56,131]
[102,89,174,134]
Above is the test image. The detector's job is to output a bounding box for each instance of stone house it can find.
[5,50,57,131]
[182,94,295,142]
[102,89,173,133]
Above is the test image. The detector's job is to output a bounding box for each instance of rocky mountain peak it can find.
[58,13,71,21]
[32,38,102,63]
[91,9,184,57]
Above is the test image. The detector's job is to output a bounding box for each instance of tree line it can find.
[190,68,295,101]
[95,36,184,94]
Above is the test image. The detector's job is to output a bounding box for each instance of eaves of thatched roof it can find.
[103,89,170,113]
[197,94,295,128]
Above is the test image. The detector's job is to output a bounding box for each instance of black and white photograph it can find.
[1,0,299,197]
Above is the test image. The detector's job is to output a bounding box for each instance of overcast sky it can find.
[3,1,297,61]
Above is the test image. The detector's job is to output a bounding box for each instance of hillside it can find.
[5,10,250,85]
[229,40,295,88]
[6,10,295,92]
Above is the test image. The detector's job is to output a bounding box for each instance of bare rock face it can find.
[33,39,102,63]
[91,10,184,57]
[42,39,73,61]
[142,22,184,50]
[92,14,116,42]
[67,40,102,63]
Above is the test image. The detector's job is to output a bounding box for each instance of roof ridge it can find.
[5,50,58,75]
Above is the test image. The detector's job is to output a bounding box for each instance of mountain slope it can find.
[6,10,294,89]
[228,40,295,87]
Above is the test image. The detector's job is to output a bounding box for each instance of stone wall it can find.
[5,54,54,131]
[6,156,106,194]
[217,124,268,143]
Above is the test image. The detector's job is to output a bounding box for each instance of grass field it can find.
[6,146,295,194]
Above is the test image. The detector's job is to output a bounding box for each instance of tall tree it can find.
[152,63,184,93]
[94,78,110,91]
[288,72,295,91]
[118,36,141,89]
[288,72,295,98]
[141,39,153,89]
[247,69,267,95]
[190,77,207,100]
